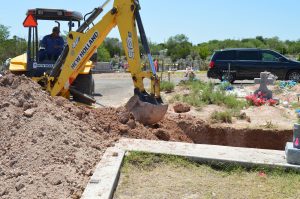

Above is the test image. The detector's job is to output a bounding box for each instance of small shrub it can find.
[160,81,175,92]
[219,81,234,91]
[260,121,277,129]
[173,80,247,111]
[210,111,233,123]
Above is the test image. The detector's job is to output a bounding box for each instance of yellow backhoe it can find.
[9,0,168,125]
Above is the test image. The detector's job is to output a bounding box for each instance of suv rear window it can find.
[214,51,236,61]
[238,51,260,61]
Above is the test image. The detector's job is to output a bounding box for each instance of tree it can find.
[149,42,165,56]
[103,38,123,57]
[97,44,111,62]
[166,34,192,62]
[0,24,9,41]
[195,45,210,60]
[0,24,27,64]
[256,36,265,44]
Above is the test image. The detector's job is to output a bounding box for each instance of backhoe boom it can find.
[47,0,168,124]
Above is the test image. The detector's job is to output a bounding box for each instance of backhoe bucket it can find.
[125,95,168,125]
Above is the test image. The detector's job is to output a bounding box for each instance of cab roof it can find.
[27,8,83,21]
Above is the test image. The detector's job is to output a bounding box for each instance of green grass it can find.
[123,152,300,175]
[160,81,175,92]
[210,111,233,123]
[116,152,300,199]
[123,152,194,171]
[174,80,248,112]
[291,102,300,109]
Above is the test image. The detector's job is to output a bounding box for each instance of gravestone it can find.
[286,124,300,165]
[254,72,275,99]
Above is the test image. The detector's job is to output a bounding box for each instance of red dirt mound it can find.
[0,72,292,199]
[0,73,190,199]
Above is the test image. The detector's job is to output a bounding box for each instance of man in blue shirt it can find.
[40,26,64,61]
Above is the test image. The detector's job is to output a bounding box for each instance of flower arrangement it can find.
[245,91,277,106]
[279,80,297,89]
[219,81,234,91]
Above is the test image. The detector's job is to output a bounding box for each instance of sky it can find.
[0,0,300,44]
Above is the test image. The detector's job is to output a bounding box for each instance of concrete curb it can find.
[81,147,125,199]
[81,138,300,199]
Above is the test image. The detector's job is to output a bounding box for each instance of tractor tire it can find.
[72,72,95,105]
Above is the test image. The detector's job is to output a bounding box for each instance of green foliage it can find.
[0,24,27,64]
[166,34,192,62]
[196,45,210,60]
[0,24,9,41]
[192,36,295,58]
[123,152,300,176]
[97,44,111,62]
[123,152,197,171]
[210,111,233,123]
[103,38,124,57]
[160,81,175,92]
[219,81,232,91]
[3,20,300,66]
[175,80,247,111]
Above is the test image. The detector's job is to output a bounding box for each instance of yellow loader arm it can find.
[47,0,168,124]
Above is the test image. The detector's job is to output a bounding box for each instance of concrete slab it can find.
[118,139,300,169]
[81,139,300,199]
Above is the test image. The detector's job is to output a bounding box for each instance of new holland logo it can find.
[71,31,99,69]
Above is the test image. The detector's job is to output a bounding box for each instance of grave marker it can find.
[254,72,275,99]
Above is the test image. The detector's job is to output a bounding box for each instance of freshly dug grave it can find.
[0,73,191,199]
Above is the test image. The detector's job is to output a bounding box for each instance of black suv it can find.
[207,48,300,83]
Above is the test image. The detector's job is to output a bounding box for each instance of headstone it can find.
[254,72,275,99]
[286,124,300,165]
[297,93,300,102]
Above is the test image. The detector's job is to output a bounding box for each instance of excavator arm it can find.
[47,0,168,124]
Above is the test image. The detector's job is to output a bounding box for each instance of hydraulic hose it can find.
[134,3,157,75]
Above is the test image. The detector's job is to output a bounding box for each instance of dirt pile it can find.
[173,103,191,113]
[0,73,293,199]
[0,73,190,199]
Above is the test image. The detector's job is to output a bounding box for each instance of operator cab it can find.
[23,8,83,77]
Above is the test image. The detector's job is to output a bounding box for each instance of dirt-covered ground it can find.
[0,72,295,199]
[164,78,298,131]
[0,73,190,199]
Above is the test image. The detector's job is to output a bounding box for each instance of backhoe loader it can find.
[9,0,168,125]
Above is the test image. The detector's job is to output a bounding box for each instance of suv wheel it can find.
[287,71,300,82]
[221,72,235,84]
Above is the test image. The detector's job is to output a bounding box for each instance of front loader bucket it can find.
[125,95,168,125]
